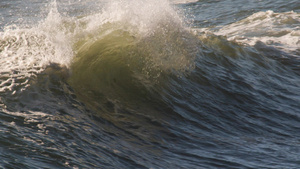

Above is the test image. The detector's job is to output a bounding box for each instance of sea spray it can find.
[0,0,73,93]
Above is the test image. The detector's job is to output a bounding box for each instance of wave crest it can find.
[215,10,300,56]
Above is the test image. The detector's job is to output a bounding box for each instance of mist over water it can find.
[1,0,300,168]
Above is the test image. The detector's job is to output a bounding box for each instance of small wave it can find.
[215,10,300,56]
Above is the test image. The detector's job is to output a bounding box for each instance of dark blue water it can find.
[1,0,300,168]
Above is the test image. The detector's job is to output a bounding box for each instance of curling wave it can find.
[68,0,202,109]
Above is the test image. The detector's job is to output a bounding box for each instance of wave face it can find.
[69,0,201,111]
[1,0,300,168]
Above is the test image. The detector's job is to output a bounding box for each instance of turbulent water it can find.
[1,0,300,168]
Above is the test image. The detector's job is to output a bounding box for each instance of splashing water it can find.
[0,1,73,93]
[0,0,200,94]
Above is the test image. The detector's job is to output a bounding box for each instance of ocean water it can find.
[0,0,300,168]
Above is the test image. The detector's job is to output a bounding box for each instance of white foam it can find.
[3,109,51,119]
[215,10,300,55]
[170,0,198,4]
[0,1,74,93]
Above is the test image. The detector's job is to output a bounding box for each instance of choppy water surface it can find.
[1,0,300,168]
